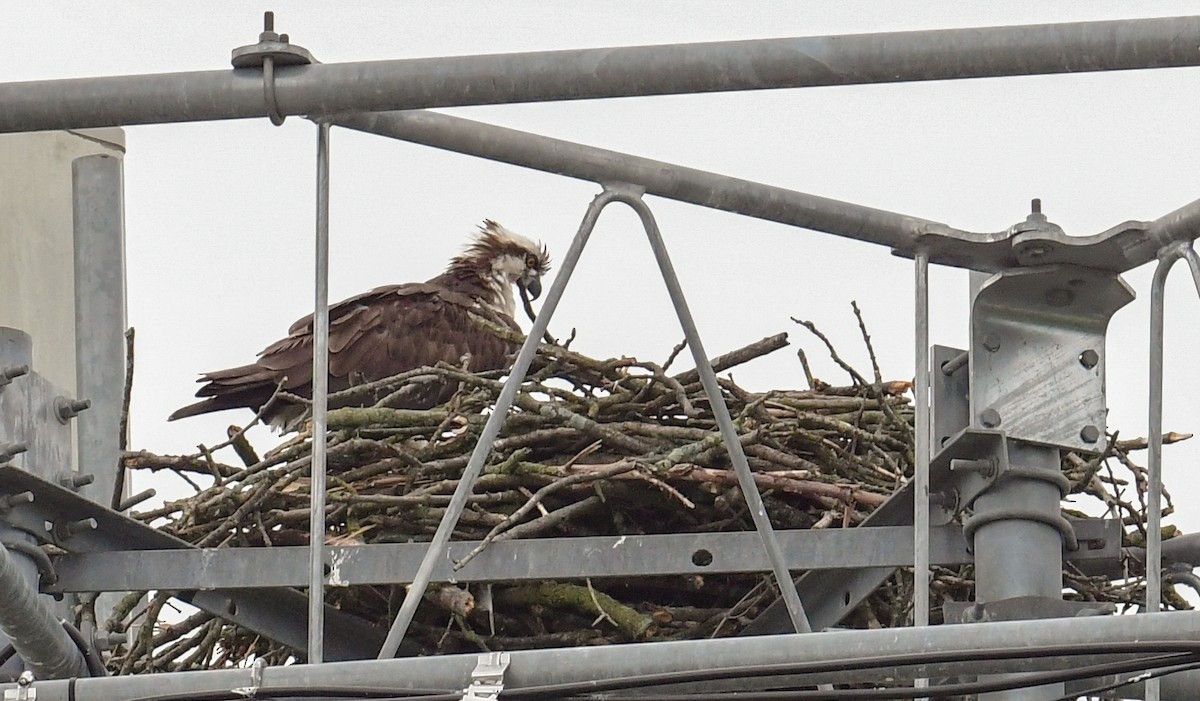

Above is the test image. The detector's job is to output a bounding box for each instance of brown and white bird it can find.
[169,221,551,430]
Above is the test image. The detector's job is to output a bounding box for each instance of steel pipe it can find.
[335,109,960,260]
[0,541,88,679]
[9,613,1200,701]
[1,18,1199,132]
[308,120,332,664]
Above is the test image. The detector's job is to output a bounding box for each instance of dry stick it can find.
[183,380,287,463]
[791,317,870,387]
[454,462,638,569]
[112,327,136,510]
[849,301,914,444]
[662,338,688,373]
[672,332,789,386]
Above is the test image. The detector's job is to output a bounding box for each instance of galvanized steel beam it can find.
[49,520,1117,593]
[0,17,1198,133]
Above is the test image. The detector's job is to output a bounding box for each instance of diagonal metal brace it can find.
[377,185,816,659]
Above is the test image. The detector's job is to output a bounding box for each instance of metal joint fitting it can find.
[231,11,315,126]
[462,652,510,701]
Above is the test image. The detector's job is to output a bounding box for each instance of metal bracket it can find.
[970,263,1133,452]
[944,596,1116,624]
[462,652,509,701]
[928,428,1009,524]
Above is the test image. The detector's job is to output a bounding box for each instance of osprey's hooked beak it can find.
[519,270,542,300]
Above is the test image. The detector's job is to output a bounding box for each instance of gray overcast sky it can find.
[4,2,1199,533]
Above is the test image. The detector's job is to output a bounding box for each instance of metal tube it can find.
[335,110,958,259]
[71,154,126,510]
[1147,243,1189,701]
[377,189,618,658]
[913,250,930,630]
[0,541,88,679]
[614,188,813,634]
[16,613,1200,701]
[2,17,1200,132]
[1185,245,1200,298]
[308,120,331,664]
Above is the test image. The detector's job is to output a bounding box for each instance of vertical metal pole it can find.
[913,250,930,628]
[1146,243,1189,701]
[912,251,930,699]
[616,189,813,635]
[71,154,126,509]
[377,190,618,659]
[308,121,332,664]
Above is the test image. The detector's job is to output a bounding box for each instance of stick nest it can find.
[110,312,1185,673]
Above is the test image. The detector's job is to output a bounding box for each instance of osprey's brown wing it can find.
[168,283,516,426]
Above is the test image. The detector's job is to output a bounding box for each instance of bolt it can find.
[0,364,29,388]
[1080,425,1101,444]
[0,442,28,463]
[55,396,91,423]
[980,408,1002,428]
[1031,198,1042,214]
[982,333,1002,352]
[57,472,95,491]
[1079,349,1100,369]
[950,458,995,477]
[280,33,290,43]
[3,491,33,508]
[60,517,98,537]
[264,10,274,31]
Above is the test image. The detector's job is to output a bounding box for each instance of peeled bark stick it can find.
[426,585,475,617]
[496,582,654,639]
[672,332,789,386]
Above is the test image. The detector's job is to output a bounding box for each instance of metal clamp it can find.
[230,12,315,126]
[4,671,35,701]
[462,652,510,701]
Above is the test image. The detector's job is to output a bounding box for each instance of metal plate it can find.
[970,265,1133,452]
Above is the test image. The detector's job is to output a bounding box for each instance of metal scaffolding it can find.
[2,12,1200,701]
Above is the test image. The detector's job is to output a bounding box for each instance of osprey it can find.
[169,221,551,430]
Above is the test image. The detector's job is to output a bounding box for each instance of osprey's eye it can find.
[525,254,539,269]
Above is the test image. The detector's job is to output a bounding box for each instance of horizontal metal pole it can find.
[1,18,1199,132]
[335,109,959,258]
[49,521,1117,593]
[10,612,1200,701]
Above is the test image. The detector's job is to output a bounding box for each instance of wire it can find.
[505,640,1200,698]
[1056,659,1200,701]
[60,620,107,678]
[553,653,1200,701]
[123,687,459,701]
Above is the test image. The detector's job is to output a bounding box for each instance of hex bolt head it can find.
[979,408,1002,428]
[982,334,1002,352]
[1080,425,1101,444]
[55,396,91,423]
[1079,349,1100,369]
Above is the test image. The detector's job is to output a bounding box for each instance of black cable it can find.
[59,620,107,678]
[0,644,15,669]
[505,639,1200,699]
[1054,659,1200,701]
[556,652,1200,701]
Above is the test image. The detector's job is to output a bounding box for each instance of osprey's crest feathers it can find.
[169,221,550,430]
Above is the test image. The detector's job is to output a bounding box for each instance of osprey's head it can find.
[450,220,551,317]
